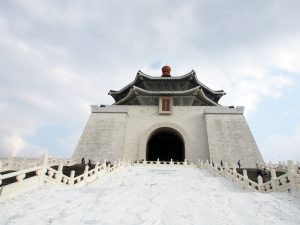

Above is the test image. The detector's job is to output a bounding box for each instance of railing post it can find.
[39,153,48,185]
[257,175,263,192]
[55,163,63,182]
[69,170,75,185]
[223,162,228,175]
[170,158,174,166]
[16,173,25,182]
[214,163,218,171]
[270,168,277,191]
[232,163,237,173]
[243,169,249,187]
[271,168,276,178]
[95,162,99,174]
[287,160,297,192]
[83,165,89,184]
[103,159,107,172]
[184,159,187,166]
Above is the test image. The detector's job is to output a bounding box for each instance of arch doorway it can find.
[146,127,185,162]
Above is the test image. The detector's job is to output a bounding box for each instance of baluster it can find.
[95,162,99,173]
[271,168,277,179]
[257,175,263,192]
[17,173,25,182]
[270,168,277,191]
[198,159,201,168]
[287,160,297,192]
[214,162,218,171]
[39,153,48,184]
[243,169,248,186]
[200,160,204,168]
[69,170,75,185]
[83,165,89,184]
[55,163,63,182]
[223,162,228,175]
[232,163,237,173]
[47,169,54,177]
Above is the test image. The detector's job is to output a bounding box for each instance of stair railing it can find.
[203,159,300,193]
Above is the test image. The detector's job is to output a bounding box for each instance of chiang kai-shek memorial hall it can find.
[73,66,264,168]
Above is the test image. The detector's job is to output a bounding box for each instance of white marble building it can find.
[72,66,264,168]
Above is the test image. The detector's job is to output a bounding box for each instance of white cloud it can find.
[0,132,46,157]
[261,127,300,162]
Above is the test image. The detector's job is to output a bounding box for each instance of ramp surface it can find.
[0,166,300,225]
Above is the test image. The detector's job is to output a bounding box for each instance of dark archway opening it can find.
[146,128,184,162]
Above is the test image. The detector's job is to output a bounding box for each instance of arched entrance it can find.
[146,127,185,162]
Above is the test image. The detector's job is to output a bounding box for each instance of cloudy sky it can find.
[0,0,299,162]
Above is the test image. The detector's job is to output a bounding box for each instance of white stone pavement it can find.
[1,166,300,225]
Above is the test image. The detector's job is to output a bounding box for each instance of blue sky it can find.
[0,0,299,162]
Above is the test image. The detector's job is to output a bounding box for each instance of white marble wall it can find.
[205,113,264,168]
[72,112,127,163]
[73,105,264,167]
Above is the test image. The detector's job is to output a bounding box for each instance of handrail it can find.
[1,166,42,180]
[204,160,299,193]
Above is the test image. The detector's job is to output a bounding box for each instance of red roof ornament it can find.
[162,65,171,77]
